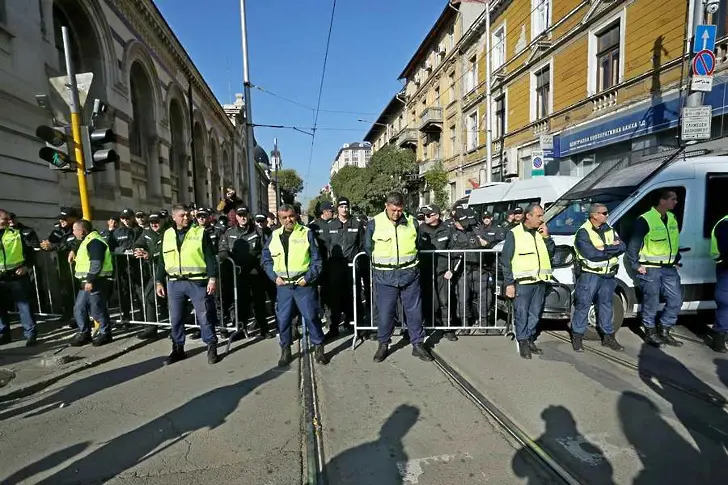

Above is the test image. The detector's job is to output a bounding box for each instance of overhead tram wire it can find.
[303,0,337,195]
[253,83,377,116]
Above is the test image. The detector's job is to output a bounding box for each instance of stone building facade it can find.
[0,0,265,234]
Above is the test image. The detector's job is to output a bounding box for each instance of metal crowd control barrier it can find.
[63,252,247,342]
[8,248,65,322]
[350,249,510,350]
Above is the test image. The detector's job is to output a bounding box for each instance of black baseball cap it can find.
[255,213,267,221]
[159,209,169,218]
[196,207,210,216]
[420,204,441,216]
[320,201,334,212]
[120,208,135,218]
[135,210,146,218]
[148,213,161,222]
[513,207,524,215]
[337,197,350,206]
[236,206,250,215]
[454,207,475,221]
[482,211,493,218]
[58,207,79,219]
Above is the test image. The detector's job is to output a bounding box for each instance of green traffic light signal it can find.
[39,146,72,168]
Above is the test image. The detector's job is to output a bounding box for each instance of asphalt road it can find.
[0,323,725,485]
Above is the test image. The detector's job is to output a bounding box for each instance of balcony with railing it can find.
[398,128,418,148]
[419,107,443,132]
[418,158,439,175]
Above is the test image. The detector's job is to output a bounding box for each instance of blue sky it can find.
[154,0,446,202]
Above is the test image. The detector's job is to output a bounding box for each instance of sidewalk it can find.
[0,318,158,402]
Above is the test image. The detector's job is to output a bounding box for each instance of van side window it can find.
[703,173,728,237]
[615,186,686,241]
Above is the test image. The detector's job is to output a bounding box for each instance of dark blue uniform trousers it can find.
[0,274,37,339]
[276,284,325,347]
[74,278,112,335]
[513,282,546,341]
[168,279,218,346]
[375,279,425,345]
[636,266,681,329]
[715,268,728,334]
[572,272,616,335]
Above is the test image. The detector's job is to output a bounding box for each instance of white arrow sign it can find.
[702,29,710,50]
[49,72,94,109]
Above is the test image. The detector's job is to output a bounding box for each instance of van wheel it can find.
[584,293,625,340]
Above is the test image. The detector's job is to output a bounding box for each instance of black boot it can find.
[313,345,329,365]
[571,333,584,352]
[92,332,112,347]
[518,340,532,359]
[25,335,38,347]
[137,326,158,340]
[412,343,433,362]
[373,343,388,363]
[207,344,219,364]
[70,332,92,347]
[659,327,683,347]
[712,332,727,353]
[0,332,11,345]
[164,344,186,365]
[528,339,543,355]
[602,333,624,351]
[278,346,292,368]
[644,327,665,347]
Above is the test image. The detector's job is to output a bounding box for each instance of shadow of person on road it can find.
[638,344,728,483]
[1,442,90,485]
[512,405,615,485]
[325,404,419,485]
[30,366,283,484]
[0,355,169,421]
[715,358,728,389]
[617,391,712,484]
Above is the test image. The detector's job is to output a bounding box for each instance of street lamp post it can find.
[240,0,258,211]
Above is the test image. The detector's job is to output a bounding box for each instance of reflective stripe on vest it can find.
[0,228,24,272]
[75,231,113,279]
[574,221,619,275]
[638,207,679,266]
[371,212,418,270]
[268,224,311,282]
[711,214,728,263]
[162,226,207,279]
[510,224,552,284]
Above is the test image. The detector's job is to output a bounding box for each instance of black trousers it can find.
[422,270,451,327]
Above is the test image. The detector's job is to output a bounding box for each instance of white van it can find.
[542,148,727,336]
[469,176,582,225]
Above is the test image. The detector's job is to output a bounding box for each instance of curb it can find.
[0,336,157,403]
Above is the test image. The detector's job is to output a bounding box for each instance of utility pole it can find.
[240,0,258,212]
[273,137,281,212]
[62,26,92,220]
[484,4,492,184]
[686,0,708,108]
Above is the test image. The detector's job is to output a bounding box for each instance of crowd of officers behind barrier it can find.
[1,186,727,368]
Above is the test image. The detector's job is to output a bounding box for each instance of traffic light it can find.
[83,126,118,172]
[36,124,75,171]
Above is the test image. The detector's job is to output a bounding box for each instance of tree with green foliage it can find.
[329,165,370,213]
[424,162,449,210]
[307,193,332,217]
[275,168,304,203]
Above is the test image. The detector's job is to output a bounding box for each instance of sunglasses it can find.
[596,211,609,216]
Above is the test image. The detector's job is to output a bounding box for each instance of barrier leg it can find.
[224,258,248,354]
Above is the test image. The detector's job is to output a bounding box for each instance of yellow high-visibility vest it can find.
[710,214,728,263]
[162,225,207,280]
[370,211,418,271]
[75,231,113,280]
[0,228,24,272]
[574,221,619,275]
[510,224,552,284]
[638,207,679,267]
[268,224,311,282]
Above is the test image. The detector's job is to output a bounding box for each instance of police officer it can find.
[262,204,328,367]
[8,213,40,249]
[110,208,143,322]
[501,209,515,228]
[571,203,626,352]
[626,189,683,347]
[40,208,79,324]
[0,209,38,346]
[450,207,490,331]
[325,197,364,338]
[711,212,728,353]
[219,206,273,338]
[155,204,220,365]
[68,219,114,347]
[417,204,457,341]
[309,201,334,321]
[100,217,119,243]
[365,191,432,363]
[133,212,166,339]
[511,207,524,227]
[476,211,505,247]
[135,211,149,230]
[195,207,222,252]
[501,203,555,359]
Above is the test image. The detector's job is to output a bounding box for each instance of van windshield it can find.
[544,147,687,235]
[545,189,633,235]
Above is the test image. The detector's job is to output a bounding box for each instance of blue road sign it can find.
[693,49,716,76]
[694,24,717,54]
